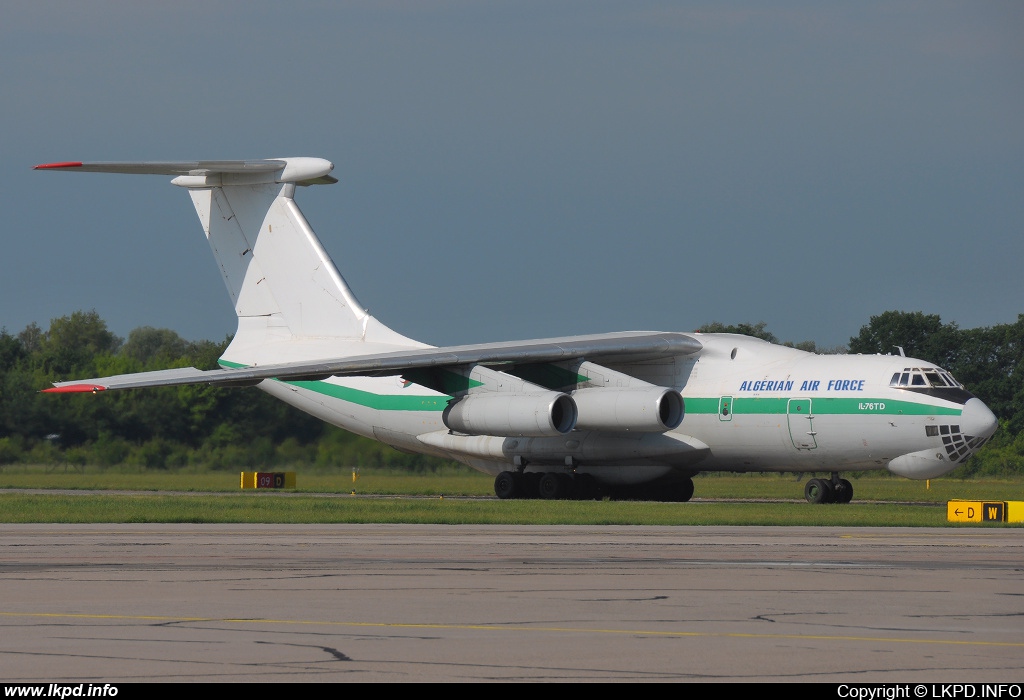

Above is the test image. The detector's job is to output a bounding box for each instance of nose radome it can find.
[961,398,998,439]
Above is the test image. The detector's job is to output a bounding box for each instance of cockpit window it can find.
[889,367,964,389]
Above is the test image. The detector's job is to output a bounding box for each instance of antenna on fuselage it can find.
[895,346,905,357]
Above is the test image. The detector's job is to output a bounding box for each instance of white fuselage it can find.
[250,333,985,485]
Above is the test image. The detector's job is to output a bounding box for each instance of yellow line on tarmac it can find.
[2,611,1021,648]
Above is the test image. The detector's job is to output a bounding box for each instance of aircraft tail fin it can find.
[35,159,420,359]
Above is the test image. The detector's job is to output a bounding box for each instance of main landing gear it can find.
[804,473,853,504]
[494,470,600,500]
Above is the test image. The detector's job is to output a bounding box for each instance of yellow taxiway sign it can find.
[947,500,1024,523]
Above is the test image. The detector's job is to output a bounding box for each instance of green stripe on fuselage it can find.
[508,364,589,391]
[401,368,484,395]
[288,380,449,411]
[683,397,960,416]
[217,359,450,411]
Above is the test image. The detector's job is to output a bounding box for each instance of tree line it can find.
[0,311,446,471]
[1,310,1021,475]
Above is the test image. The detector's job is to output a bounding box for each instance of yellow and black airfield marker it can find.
[946,499,1023,523]
[240,472,296,490]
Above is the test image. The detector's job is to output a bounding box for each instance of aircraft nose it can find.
[961,398,998,439]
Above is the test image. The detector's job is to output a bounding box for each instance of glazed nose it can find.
[961,398,998,439]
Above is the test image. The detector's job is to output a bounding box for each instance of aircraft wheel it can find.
[571,474,598,500]
[673,477,695,503]
[559,473,575,499]
[804,478,834,504]
[520,472,541,499]
[538,472,565,500]
[494,471,518,500]
[836,478,854,504]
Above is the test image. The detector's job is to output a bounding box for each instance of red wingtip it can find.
[41,384,107,394]
[34,161,83,170]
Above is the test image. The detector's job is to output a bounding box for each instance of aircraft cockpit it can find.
[889,367,962,389]
[888,366,974,405]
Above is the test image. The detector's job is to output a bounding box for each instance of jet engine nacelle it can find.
[442,392,577,437]
[572,386,684,432]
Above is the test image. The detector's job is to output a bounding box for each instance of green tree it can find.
[847,310,959,366]
[696,321,842,352]
[0,328,24,369]
[946,316,1024,437]
[697,321,778,343]
[122,327,188,366]
[37,310,122,377]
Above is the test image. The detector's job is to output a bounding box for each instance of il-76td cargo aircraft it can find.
[35,157,998,503]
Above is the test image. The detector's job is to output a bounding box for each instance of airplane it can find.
[34,157,999,503]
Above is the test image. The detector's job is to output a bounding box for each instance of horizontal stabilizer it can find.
[34,158,338,185]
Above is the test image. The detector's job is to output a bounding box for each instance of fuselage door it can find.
[718,396,734,422]
[787,398,817,449]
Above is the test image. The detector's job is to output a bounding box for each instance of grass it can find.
[0,492,975,526]
[0,466,1021,526]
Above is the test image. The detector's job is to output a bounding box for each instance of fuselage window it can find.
[941,371,963,388]
[891,366,964,390]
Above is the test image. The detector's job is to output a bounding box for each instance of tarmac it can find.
[0,524,1021,682]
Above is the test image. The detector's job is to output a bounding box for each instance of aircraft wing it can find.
[44,331,702,393]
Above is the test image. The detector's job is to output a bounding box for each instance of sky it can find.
[2,1,1021,351]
